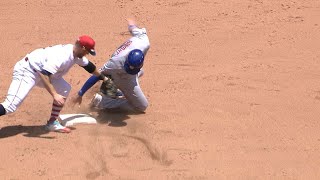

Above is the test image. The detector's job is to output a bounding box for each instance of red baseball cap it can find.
[78,35,96,56]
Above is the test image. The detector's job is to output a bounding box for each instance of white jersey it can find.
[27,44,89,79]
[101,27,150,74]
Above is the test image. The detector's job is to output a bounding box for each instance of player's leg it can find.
[48,78,71,121]
[45,78,71,133]
[91,93,128,109]
[93,74,148,112]
[119,75,148,112]
[0,61,37,116]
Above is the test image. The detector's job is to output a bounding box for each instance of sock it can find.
[48,102,63,123]
[0,104,5,116]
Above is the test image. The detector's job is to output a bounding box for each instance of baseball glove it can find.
[100,77,118,99]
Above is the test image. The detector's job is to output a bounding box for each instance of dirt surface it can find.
[0,0,320,179]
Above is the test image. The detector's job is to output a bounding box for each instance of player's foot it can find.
[45,120,71,133]
[91,93,102,108]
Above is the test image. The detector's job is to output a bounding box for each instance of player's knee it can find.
[136,106,147,113]
[134,101,148,113]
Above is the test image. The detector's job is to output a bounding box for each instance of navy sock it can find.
[0,104,5,116]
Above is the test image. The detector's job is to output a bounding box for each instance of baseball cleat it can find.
[45,120,71,133]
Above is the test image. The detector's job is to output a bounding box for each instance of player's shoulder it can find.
[105,56,125,70]
[62,44,73,47]
[46,44,74,61]
[44,44,73,51]
[59,44,73,50]
[45,43,70,47]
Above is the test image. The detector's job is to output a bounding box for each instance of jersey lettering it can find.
[112,40,132,57]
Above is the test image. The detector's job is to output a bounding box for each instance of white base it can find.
[58,114,97,127]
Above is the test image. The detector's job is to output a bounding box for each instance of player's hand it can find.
[102,76,109,83]
[71,94,83,106]
[126,18,136,26]
[53,93,66,106]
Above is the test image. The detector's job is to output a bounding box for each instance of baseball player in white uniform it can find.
[0,35,107,133]
[73,19,150,113]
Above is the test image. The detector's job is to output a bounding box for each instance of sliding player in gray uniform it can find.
[73,19,150,112]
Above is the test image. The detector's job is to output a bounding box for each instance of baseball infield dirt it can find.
[0,0,320,179]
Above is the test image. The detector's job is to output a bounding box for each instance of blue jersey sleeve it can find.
[78,75,100,96]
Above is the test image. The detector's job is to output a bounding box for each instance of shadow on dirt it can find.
[0,107,144,139]
[94,108,144,127]
[0,125,76,139]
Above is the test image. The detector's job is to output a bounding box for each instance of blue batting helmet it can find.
[124,49,144,75]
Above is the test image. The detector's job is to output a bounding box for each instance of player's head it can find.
[74,35,96,58]
[124,49,144,75]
